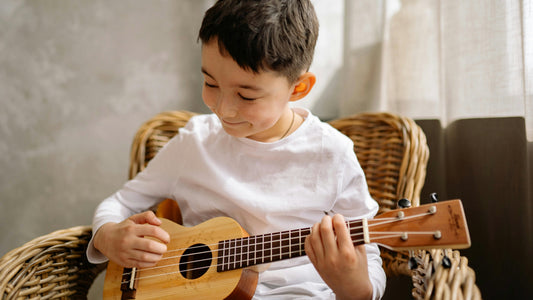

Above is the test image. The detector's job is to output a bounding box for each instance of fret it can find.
[299,228,306,256]
[255,235,265,264]
[230,239,236,270]
[270,233,274,263]
[242,237,249,268]
[290,229,302,257]
[247,236,255,268]
[281,231,290,260]
[225,239,230,271]
[288,230,292,258]
[263,233,272,264]
[226,239,230,271]
[216,241,222,272]
[236,238,242,269]
[271,232,281,261]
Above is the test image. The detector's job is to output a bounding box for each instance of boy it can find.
[87,0,386,299]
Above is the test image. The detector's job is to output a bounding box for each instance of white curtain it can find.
[341,0,533,140]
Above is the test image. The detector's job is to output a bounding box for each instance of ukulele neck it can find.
[217,220,365,272]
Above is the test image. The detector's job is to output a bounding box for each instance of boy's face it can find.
[201,40,296,142]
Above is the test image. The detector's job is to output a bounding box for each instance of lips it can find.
[222,119,246,126]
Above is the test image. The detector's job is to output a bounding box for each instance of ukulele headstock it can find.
[369,199,471,251]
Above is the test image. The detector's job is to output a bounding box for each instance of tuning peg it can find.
[397,198,411,209]
[408,250,417,270]
[442,249,451,269]
[430,192,438,203]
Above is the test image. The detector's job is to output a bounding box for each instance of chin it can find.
[221,127,247,138]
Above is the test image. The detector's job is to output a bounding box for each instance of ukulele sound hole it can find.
[179,243,212,279]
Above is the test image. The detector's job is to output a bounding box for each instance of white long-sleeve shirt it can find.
[87,108,386,299]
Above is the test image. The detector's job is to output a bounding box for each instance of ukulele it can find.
[103,199,470,300]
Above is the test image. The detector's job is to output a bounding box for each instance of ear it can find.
[290,72,316,101]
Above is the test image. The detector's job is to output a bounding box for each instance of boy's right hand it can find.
[93,211,171,268]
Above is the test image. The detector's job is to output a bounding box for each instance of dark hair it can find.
[198,0,319,83]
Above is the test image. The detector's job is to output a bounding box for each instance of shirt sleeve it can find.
[365,243,386,300]
[86,132,185,263]
[332,144,386,300]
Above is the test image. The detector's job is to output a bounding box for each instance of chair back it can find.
[328,112,429,213]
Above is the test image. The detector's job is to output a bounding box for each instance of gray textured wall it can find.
[0,1,210,256]
[0,1,344,297]
[0,1,212,297]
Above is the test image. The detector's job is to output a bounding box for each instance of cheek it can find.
[241,104,280,126]
[202,87,216,109]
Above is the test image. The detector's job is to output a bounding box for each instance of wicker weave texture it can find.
[412,249,481,300]
[129,110,197,180]
[0,226,105,300]
[328,112,428,213]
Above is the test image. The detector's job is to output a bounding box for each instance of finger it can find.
[353,244,369,269]
[126,255,161,268]
[354,243,368,258]
[135,223,170,244]
[332,214,352,249]
[130,248,164,264]
[129,211,162,226]
[308,222,324,260]
[128,260,158,269]
[304,235,316,264]
[133,235,168,255]
[114,240,165,268]
[318,215,338,254]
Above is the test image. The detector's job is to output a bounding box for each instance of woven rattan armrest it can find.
[0,226,106,299]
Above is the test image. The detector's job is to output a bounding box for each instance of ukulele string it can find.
[121,211,437,283]
[146,210,434,267]
[121,230,438,285]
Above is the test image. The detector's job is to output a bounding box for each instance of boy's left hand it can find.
[305,214,373,300]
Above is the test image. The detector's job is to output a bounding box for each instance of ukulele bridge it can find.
[120,268,138,300]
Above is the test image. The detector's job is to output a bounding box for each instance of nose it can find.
[213,93,237,118]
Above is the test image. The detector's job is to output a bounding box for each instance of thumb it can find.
[129,211,162,226]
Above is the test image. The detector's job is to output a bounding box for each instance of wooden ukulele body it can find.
[103,218,258,300]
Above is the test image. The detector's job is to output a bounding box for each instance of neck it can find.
[217,219,364,272]
[279,109,295,140]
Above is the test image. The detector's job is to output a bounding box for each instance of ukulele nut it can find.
[433,230,442,239]
[401,232,408,241]
[428,206,437,214]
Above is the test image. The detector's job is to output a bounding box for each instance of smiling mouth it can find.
[222,119,246,126]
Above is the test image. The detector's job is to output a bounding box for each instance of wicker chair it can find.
[0,226,105,299]
[129,111,481,299]
[0,110,481,299]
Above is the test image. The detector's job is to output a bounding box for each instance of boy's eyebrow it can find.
[201,67,264,92]
[201,67,213,78]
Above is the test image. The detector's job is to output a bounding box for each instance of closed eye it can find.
[204,82,218,88]
[239,94,256,101]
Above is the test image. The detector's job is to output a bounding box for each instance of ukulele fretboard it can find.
[217,219,364,272]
